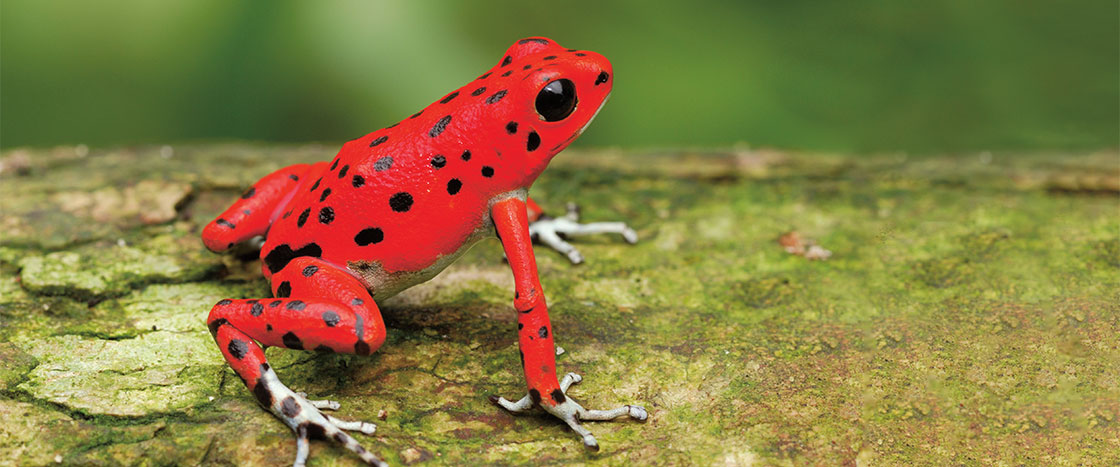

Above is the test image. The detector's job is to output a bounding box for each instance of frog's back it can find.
[260,37,611,295]
[261,122,504,284]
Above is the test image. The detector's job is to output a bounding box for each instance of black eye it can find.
[535,79,577,122]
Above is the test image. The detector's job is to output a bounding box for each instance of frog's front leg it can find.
[526,197,637,264]
[202,163,321,253]
[489,197,647,451]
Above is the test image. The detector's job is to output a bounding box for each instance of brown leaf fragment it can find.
[778,231,832,260]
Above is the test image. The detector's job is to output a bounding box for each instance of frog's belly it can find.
[346,216,496,303]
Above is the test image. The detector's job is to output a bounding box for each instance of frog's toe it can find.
[528,208,637,264]
[492,372,647,450]
[620,226,639,244]
[325,414,378,436]
[293,419,384,467]
[557,202,638,244]
[546,392,647,450]
[287,401,384,467]
[257,368,385,467]
[559,371,582,390]
[563,202,582,221]
[489,393,534,413]
[295,392,341,411]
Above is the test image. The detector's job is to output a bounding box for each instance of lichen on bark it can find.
[0,144,1117,465]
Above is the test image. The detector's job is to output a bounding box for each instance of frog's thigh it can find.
[208,257,386,356]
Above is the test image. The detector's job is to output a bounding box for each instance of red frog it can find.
[201,37,645,466]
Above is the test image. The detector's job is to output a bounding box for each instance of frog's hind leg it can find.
[202,162,324,252]
[527,199,638,264]
[206,257,387,466]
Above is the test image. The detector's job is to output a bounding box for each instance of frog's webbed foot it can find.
[528,203,638,264]
[259,368,384,467]
[489,372,648,451]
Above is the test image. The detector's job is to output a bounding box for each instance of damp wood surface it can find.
[1,143,1118,465]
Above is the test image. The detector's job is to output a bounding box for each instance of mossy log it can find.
[1,144,1117,464]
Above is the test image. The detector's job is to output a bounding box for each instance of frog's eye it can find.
[535,79,577,122]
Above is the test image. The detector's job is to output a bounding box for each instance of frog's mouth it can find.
[552,92,610,153]
[579,91,610,136]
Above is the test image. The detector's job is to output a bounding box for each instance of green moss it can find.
[1095,237,1120,268]
[912,256,974,288]
[18,231,224,301]
[735,276,799,308]
[0,144,1117,464]
[0,343,38,392]
[17,332,225,417]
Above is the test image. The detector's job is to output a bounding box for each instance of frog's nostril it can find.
[595,71,609,86]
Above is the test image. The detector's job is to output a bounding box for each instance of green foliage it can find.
[2,0,1117,152]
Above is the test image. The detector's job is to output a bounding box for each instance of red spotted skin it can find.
[218,38,614,300]
[201,38,619,459]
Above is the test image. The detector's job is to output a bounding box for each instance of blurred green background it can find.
[2,0,1117,153]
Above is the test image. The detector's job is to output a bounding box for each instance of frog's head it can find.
[480,37,613,180]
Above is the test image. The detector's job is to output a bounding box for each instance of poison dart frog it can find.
[201,37,645,466]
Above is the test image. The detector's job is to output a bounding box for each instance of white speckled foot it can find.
[326,415,378,435]
[295,392,341,411]
[258,366,386,467]
[528,203,638,264]
[489,372,647,451]
[489,393,533,413]
[559,372,581,391]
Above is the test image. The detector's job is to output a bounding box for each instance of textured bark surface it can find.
[1,144,1117,465]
